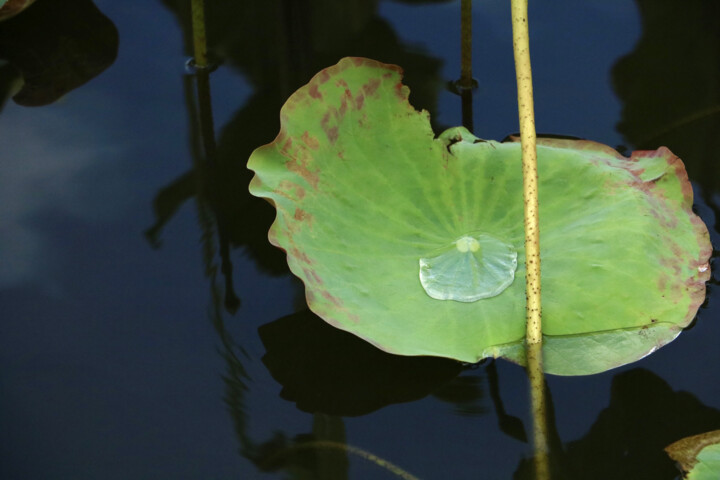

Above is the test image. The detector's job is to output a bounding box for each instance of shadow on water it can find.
[223,306,510,478]
[232,306,720,479]
[0,0,118,108]
[514,369,720,480]
[258,309,464,417]
[612,0,720,199]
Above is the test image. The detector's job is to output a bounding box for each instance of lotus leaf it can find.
[248,57,711,375]
[0,0,35,21]
[666,430,720,480]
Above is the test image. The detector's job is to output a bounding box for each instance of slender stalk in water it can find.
[191,0,207,68]
[510,0,549,478]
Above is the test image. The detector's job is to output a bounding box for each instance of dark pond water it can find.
[1,1,719,479]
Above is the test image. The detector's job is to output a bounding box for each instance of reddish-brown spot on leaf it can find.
[281,136,319,189]
[317,69,331,84]
[286,158,318,189]
[276,180,306,202]
[657,252,687,301]
[321,290,344,308]
[308,269,323,285]
[309,83,322,100]
[294,208,312,225]
[394,82,406,100]
[326,126,338,144]
[301,131,320,150]
[354,93,365,110]
[693,216,713,261]
[339,96,348,118]
[280,137,293,155]
[321,111,339,144]
[301,267,323,287]
[290,247,313,266]
[362,78,381,97]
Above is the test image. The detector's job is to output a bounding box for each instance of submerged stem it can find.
[459,0,475,131]
[460,0,473,87]
[526,341,549,479]
[511,0,548,478]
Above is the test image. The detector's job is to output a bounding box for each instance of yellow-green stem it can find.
[190,0,207,68]
[526,341,549,479]
[511,0,540,346]
[511,0,549,478]
[268,441,420,480]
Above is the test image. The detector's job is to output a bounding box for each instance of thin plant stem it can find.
[191,0,207,68]
[510,0,549,478]
[460,0,473,87]
[511,0,540,346]
[270,441,420,480]
[460,0,474,131]
[633,104,720,147]
[526,341,549,479]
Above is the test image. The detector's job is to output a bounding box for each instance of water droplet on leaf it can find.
[455,236,480,253]
[419,233,517,302]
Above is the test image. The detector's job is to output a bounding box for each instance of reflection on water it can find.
[258,309,464,417]
[0,0,117,107]
[613,0,720,202]
[515,369,720,480]
[1,0,719,479]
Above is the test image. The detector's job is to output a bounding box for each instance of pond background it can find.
[1,0,719,479]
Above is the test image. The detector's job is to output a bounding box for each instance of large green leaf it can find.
[248,57,711,375]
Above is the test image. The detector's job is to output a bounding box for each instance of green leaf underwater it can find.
[247,57,712,375]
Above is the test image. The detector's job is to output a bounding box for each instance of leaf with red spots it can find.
[666,430,720,480]
[248,57,711,375]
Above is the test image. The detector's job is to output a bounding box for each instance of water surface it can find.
[1,1,719,479]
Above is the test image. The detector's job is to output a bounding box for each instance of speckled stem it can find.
[526,341,549,479]
[191,0,207,68]
[511,0,549,477]
[512,0,541,346]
